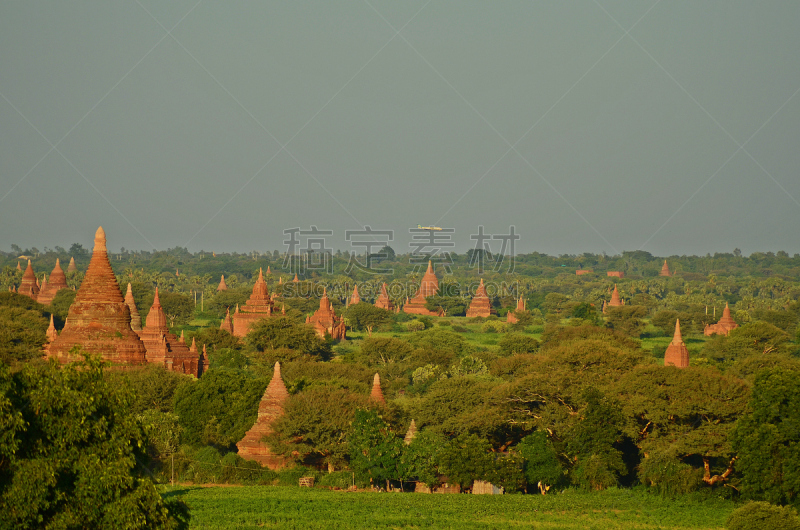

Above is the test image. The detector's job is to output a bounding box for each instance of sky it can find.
[1,1,799,257]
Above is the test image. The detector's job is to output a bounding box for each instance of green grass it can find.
[167,486,734,529]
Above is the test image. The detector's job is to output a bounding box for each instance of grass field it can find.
[167,486,734,529]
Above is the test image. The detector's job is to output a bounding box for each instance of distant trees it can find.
[245,316,331,360]
[344,304,393,336]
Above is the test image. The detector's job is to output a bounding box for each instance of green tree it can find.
[344,303,393,336]
[158,292,194,327]
[359,337,413,365]
[245,316,331,360]
[348,409,403,486]
[726,502,800,530]
[498,333,540,356]
[734,367,800,506]
[48,289,76,325]
[438,433,494,490]
[0,357,188,529]
[605,306,648,338]
[516,431,565,493]
[399,430,446,488]
[267,387,370,471]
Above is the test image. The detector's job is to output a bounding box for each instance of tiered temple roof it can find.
[232,268,274,337]
[237,362,289,469]
[370,373,386,405]
[350,284,361,305]
[664,319,690,368]
[660,260,671,277]
[137,287,202,376]
[704,303,739,336]
[48,227,148,365]
[124,283,142,331]
[374,283,394,311]
[305,288,346,340]
[403,261,440,316]
[466,278,493,318]
[18,260,40,300]
[217,274,228,291]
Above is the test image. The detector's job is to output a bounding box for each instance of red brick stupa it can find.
[704,303,738,336]
[124,283,142,331]
[18,260,40,300]
[237,362,289,469]
[220,307,234,334]
[48,227,148,365]
[67,257,77,272]
[659,260,671,277]
[374,283,394,311]
[507,297,527,324]
[350,284,361,305]
[403,261,440,316]
[370,373,386,405]
[232,268,275,337]
[37,259,69,306]
[664,319,690,368]
[217,274,228,291]
[466,279,493,318]
[604,285,624,313]
[305,288,346,339]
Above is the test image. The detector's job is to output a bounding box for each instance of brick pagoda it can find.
[370,373,385,405]
[48,227,148,365]
[137,287,202,376]
[664,319,690,368]
[237,362,289,469]
[37,259,69,306]
[232,268,274,337]
[220,307,234,334]
[704,303,738,336]
[403,261,440,316]
[124,283,142,331]
[350,284,361,305]
[67,257,77,272]
[374,283,394,311]
[217,274,228,291]
[305,288,346,340]
[466,278,493,318]
[507,297,526,324]
[659,260,671,277]
[18,260,40,300]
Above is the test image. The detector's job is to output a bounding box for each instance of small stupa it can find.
[220,307,234,334]
[659,260,671,277]
[232,268,274,337]
[67,257,77,272]
[350,284,361,305]
[374,282,394,311]
[45,314,58,343]
[404,420,418,445]
[18,260,40,300]
[664,319,690,368]
[217,274,228,291]
[605,284,624,310]
[48,227,148,365]
[507,296,527,324]
[237,362,289,469]
[403,261,440,316]
[465,278,493,318]
[124,283,142,331]
[370,373,386,405]
[704,303,739,336]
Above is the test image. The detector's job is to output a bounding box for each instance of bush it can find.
[726,502,800,530]
[276,467,322,487]
[638,451,702,496]
[406,321,425,332]
[318,471,366,489]
[498,333,539,356]
[481,320,508,333]
[452,325,468,333]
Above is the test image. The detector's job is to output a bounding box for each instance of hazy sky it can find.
[2,1,799,257]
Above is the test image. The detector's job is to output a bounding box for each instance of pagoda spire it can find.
[370,373,386,405]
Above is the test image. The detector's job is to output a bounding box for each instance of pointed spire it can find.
[351,284,361,305]
[189,337,197,352]
[16,261,21,271]
[672,318,683,344]
[258,267,264,282]
[660,260,671,277]
[217,274,228,291]
[94,226,107,252]
[608,284,622,307]
[293,274,299,283]
[370,373,386,404]
[279,276,283,284]
[46,314,58,342]
[19,259,40,299]
[220,307,234,333]
[67,256,77,272]
[144,287,168,331]
[125,282,142,331]
[179,330,185,343]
